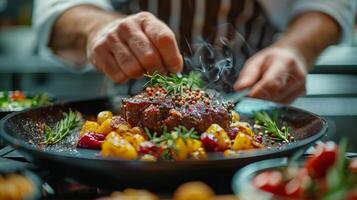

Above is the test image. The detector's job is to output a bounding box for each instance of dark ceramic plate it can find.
[0,97,327,192]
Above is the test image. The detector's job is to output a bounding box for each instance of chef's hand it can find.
[86,11,183,83]
[233,47,307,104]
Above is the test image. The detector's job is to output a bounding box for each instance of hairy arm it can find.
[49,5,183,82]
[274,12,340,68]
[49,5,121,65]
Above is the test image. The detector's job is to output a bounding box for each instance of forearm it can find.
[274,12,341,70]
[49,5,123,65]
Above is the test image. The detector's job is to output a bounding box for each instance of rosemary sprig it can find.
[145,72,203,95]
[42,110,80,145]
[253,110,289,142]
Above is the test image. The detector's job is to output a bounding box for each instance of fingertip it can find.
[233,77,253,91]
[168,55,184,73]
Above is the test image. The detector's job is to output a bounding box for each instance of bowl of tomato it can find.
[232,140,357,200]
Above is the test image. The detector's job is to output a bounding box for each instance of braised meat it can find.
[121,87,231,134]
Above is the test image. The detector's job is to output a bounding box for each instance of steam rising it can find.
[184,24,256,93]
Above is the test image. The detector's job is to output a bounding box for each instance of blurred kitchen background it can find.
[1,0,357,149]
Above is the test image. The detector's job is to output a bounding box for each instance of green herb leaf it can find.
[145,72,202,96]
[42,110,80,145]
[253,110,289,142]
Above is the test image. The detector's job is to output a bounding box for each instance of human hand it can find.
[86,12,183,83]
[234,47,307,104]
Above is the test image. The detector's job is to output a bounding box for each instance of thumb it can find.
[234,54,266,91]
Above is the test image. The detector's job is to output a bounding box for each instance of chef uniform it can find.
[33,0,355,94]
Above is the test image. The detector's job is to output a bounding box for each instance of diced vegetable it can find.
[186,138,202,153]
[77,132,105,149]
[203,124,231,151]
[231,110,240,122]
[97,118,114,135]
[232,132,255,151]
[191,147,207,160]
[172,138,189,160]
[97,110,113,125]
[223,149,239,158]
[140,154,157,162]
[121,132,146,149]
[80,121,100,136]
[101,132,138,160]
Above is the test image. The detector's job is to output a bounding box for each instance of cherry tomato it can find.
[253,170,285,195]
[346,189,357,200]
[305,141,338,178]
[10,91,25,101]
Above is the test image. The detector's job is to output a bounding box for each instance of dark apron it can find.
[107,0,278,94]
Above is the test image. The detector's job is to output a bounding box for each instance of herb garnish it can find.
[42,110,80,145]
[145,126,199,159]
[145,72,203,95]
[253,110,289,142]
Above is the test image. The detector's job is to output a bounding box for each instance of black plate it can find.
[0,97,327,193]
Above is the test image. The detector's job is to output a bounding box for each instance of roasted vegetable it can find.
[80,121,100,136]
[101,132,138,160]
[97,110,113,125]
[97,118,114,135]
[232,132,256,151]
[201,124,231,151]
[77,132,105,149]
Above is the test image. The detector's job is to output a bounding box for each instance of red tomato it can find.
[10,91,25,101]
[253,170,285,195]
[349,158,357,174]
[346,188,357,200]
[305,141,338,178]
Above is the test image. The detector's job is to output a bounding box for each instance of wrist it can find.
[272,41,316,71]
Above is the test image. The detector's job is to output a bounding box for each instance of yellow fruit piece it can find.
[140,154,157,162]
[223,149,239,158]
[191,147,207,160]
[173,138,189,161]
[230,121,254,137]
[97,118,113,135]
[101,132,137,160]
[97,111,113,125]
[206,124,231,149]
[116,124,130,133]
[110,189,159,200]
[80,121,100,136]
[173,181,215,200]
[232,132,255,151]
[231,111,240,122]
[122,133,146,149]
[186,139,202,153]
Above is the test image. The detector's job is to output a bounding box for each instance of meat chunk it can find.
[121,87,231,134]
